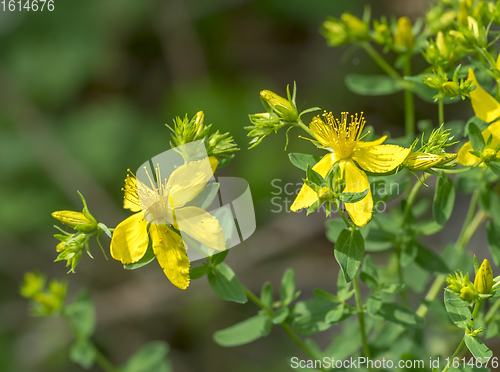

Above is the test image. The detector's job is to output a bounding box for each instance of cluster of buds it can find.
[322,12,369,46]
[52,192,110,273]
[424,4,457,35]
[423,66,474,100]
[167,111,239,164]
[423,31,465,68]
[246,84,319,149]
[404,124,457,171]
[447,259,498,303]
[20,272,67,316]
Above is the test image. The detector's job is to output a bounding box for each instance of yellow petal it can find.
[110,213,149,264]
[339,160,372,227]
[457,120,500,166]
[352,144,411,173]
[175,206,225,251]
[167,157,216,208]
[123,174,142,212]
[150,224,190,290]
[468,68,500,123]
[290,153,340,212]
[497,53,500,72]
[355,135,387,148]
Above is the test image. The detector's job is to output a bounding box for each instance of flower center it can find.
[310,111,366,159]
[136,165,175,224]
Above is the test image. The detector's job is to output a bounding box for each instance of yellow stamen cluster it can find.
[310,111,367,159]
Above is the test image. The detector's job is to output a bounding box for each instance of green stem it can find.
[334,199,352,229]
[416,193,484,318]
[438,97,444,125]
[403,58,415,136]
[441,302,481,372]
[354,277,371,359]
[297,118,314,137]
[95,350,120,372]
[402,174,431,228]
[62,316,119,372]
[243,287,325,370]
[360,42,402,81]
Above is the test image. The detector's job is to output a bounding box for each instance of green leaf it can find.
[486,221,500,267]
[464,334,493,360]
[63,290,95,339]
[360,255,378,291]
[335,189,369,203]
[291,299,335,335]
[414,242,450,274]
[376,302,424,328]
[325,304,344,323]
[433,174,455,225]
[189,265,209,280]
[97,223,112,239]
[367,293,382,316]
[209,249,229,266]
[313,288,340,302]
[334,229,365,283]
[345,74,403,96]
[489,162,500,176]
[213,315,272,347]
[306,164,325,187]
[289,153,322,171]
[444,290,471,330]
[260,282,273,308]
[468,122,486,152]
[272,307,289,324]
[122,341,172,372]
[207,263,247,304]
[124,241,156,270]
[70,340,96,369]
[280,268,296,307]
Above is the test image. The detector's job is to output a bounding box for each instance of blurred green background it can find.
[0,0,490,371]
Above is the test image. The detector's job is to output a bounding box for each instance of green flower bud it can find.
[260,90,298,121]
[317,186,334,202]
[442,81,460,97]
[460,286,477,302]
[323,17,349,46]
[20,272,46,299]
[404,152,456,171]
[341,13,368,40]
[458,1,470,27]
[483,148,497,162]
[475,259,493,294]
[425,76,445,90]
[394,17,414,50]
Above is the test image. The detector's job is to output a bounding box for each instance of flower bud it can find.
[323,18,349,46]
[394,17,414,50]
[341,13,368,39]
[458,0,470,27]
[404,152,448,171]
[460,286,477,302]
[260,90,298,121]
[442,81,460,97]
[474,259,493,294]
[483,148,497,162]
[317,186,334,202]
[436,32,447,56]
[20,272,45,299]
[424,76,444,90]
[52,211,92,228]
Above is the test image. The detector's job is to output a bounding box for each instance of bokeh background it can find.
[0,0,494,371]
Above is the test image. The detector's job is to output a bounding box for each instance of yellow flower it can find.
[474,259,493,295]
[457,66,500,165]
[291,112,410,227]
[111,157,225,290]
